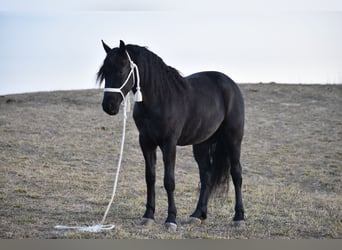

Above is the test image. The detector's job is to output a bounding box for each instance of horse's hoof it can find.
[165,222,177,232]
[188,216,203,226]
[141,217,154,227]
[232,220,246,228]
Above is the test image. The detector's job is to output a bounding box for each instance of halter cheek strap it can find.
[103,51,143,102]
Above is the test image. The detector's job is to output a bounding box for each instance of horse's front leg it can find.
[161,141,177,232]
[140,136,157,226]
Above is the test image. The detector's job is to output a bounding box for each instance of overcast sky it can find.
[1,0,341,94]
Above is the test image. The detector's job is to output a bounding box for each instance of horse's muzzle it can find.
[102,99,120,116]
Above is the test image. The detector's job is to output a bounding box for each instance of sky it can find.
[0,0,342,94]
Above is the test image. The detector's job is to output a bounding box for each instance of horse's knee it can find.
[164,176,175,191]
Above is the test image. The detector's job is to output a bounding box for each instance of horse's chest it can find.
[133,114,171,142]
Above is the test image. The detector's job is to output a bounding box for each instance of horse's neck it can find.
[129,47,189,107]
[140,73,189,109]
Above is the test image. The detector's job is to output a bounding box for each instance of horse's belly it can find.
[177,117,223,146]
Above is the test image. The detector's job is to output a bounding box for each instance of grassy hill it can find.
[0,84,341,239]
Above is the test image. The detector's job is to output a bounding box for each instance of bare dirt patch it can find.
[0,84,341,239]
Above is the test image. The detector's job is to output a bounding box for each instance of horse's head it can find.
[97,40,136,115]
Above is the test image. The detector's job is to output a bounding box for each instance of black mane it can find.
[96,64,105,84]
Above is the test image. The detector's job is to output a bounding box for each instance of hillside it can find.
[0,84,341,239]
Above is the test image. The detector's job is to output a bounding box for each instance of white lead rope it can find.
[55,50,140,233]
[55,96,129,233]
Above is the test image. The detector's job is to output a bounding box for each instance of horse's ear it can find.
[119,40,126,51]
[102,40,111,54]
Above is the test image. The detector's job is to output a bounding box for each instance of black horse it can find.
[98,40,245,231]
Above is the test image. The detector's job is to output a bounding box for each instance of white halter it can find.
[103,51,142,102]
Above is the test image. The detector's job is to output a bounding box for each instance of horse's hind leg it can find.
[228,141,245,222]
[190,142,211,223]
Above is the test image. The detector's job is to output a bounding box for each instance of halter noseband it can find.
[103,51,142,102]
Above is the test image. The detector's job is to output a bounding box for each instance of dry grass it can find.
[0,84,341,239]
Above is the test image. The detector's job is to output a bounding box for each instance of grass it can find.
[0,84,341,239]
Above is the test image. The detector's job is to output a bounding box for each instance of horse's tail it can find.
[208,137,231,196]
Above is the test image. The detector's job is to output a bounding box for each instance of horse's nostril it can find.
[102,100,119,115]
[109,103,114,111]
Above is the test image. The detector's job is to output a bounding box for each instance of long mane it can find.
[126,45,190,96]
[97,64,105,84]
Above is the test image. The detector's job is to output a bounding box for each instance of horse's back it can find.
[186,71,235,85]
[186,71,244,115]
